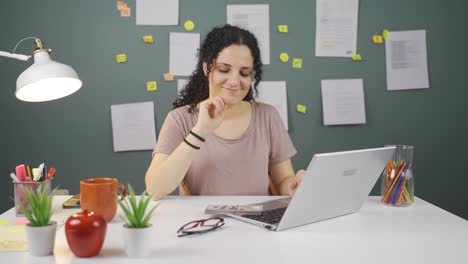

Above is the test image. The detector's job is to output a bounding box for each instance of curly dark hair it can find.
[173,24,263,111]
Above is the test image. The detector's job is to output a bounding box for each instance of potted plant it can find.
[118,184,158,257]
[20,185,57,256]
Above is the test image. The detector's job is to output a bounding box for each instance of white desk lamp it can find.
[0,37,82,102]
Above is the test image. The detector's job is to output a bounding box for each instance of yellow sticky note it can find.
[292,58,303,69]
[278,25,289,33]
[116,53,127,63]
[0,220,11,226]
[382,29,390,39]
[351,54,362,61]
[372,35,383,44]
[279,52,289,63]
[163,73,174,81]
[184,20,195,31]
[121,7,131,17]
[147,81,157,91]
[143,35,154,43]
[296,104,307,114]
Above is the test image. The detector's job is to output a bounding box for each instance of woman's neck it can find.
[224,101,250,119]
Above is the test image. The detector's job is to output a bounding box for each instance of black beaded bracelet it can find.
[184,138,200,150]
[190,130,205,142]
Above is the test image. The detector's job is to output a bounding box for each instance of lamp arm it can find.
[0,50,30,61]
[0,36,39,61]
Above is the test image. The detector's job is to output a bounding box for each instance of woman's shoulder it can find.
[253,102,280,118]
[169,105,195,119]
[165,105,197,128]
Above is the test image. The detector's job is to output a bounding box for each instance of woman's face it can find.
[205,44,254,105]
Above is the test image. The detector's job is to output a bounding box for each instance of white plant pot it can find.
[25,221,57,256]
[122,224,153,258]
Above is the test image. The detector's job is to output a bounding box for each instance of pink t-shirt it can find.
[154,102,297,195]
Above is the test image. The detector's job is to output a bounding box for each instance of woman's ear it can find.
[203,62,208,76]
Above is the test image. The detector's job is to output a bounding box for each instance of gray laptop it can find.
[228,146,396,231]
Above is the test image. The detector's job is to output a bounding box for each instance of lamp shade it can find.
[16,51,82,102]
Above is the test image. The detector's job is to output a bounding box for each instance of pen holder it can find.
[380,145,414,206]
[13,179,52,216]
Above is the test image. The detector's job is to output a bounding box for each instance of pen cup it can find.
[13,179,52,216]
[380,145,414,206]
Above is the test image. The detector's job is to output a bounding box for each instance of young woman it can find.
[145,25,304,200]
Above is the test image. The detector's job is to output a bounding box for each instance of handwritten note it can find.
[292,58,303,68]
[278,25,288,33]
[143,35,154,43]
[121,7,131,17]
[116,53,127,63]
[382,29,390,39]
[0,225,27,251]
[117,1,127,10]
[351,54,362,61]
[279,53,289,63]
[373,35,383,44]
[184,20,195,31]
[164,73,174,81]
[296,104,307,114]
[147,81,157,91]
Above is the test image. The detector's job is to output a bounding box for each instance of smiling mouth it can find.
[224,87,239,92]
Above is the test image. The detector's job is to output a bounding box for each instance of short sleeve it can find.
[153,110,187,156]
[268,107,297,164]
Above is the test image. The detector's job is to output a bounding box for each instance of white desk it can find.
[1,196,468,264]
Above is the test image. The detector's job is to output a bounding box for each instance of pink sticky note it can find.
[14,218,29,225]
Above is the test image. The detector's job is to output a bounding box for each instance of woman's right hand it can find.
[193,96,229,137]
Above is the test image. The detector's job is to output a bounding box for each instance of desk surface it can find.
[1,196,468,264]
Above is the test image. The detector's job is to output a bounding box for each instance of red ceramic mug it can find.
[80,178,127,222]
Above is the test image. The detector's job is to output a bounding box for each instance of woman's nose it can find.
[227,72,241,86]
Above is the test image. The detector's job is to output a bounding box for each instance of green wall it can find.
[1,0,467,219]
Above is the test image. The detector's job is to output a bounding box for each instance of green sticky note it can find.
[147,81,157,91]
[351,54,362,61]
[292,58,303,68]
[382,29,390,39]
[296,104,307,113]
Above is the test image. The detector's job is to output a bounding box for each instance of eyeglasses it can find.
[177,217,225,237]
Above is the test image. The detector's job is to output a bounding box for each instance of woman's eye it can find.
[241,71,252,77]
[216,67,230,73]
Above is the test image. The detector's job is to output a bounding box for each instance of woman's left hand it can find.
[285,170,306,196]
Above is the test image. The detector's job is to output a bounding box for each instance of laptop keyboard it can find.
[242,207,287,225]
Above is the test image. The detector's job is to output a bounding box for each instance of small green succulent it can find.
[118,184,158,228]
[20,185,56,226]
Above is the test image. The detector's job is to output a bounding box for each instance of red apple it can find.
[65,209,107,257]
